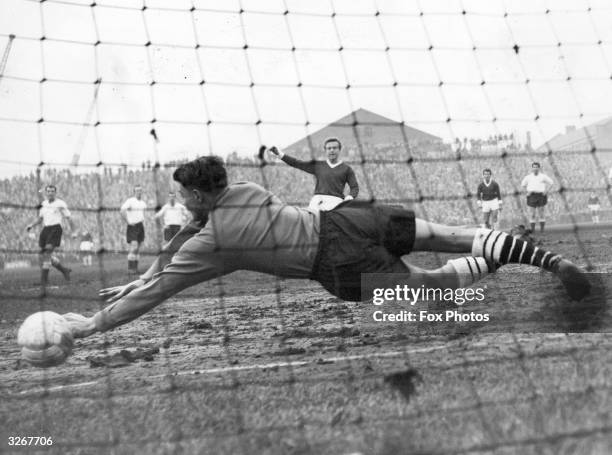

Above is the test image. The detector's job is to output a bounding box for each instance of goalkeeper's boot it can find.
[550,257,591,301]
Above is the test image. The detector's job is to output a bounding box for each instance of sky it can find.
[1,0,612,176]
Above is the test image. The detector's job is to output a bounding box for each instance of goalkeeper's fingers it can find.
[98,286,122,298]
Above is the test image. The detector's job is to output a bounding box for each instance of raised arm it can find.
[269,147,316,174]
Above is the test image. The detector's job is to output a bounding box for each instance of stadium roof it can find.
[537,116,612,152]
[283,108,441,153]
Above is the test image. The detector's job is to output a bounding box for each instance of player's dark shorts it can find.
[310,200,415,301]
[164,224,181,242]
[527,192,547,208]
[126,222,145,243]
[39,224,62,249]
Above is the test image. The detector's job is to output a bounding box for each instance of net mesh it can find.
[1,1,612,453]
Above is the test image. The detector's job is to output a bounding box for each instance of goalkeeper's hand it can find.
[62,313,97,339]
[98,279,145,303]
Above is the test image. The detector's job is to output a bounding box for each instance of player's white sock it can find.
[471,228,559,271]
[447,257,493,287]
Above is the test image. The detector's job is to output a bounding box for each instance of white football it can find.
[17,311,74,367]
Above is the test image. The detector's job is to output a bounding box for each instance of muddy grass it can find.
[1,230,612,454]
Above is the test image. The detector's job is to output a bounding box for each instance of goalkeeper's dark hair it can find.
[173,156,228,193]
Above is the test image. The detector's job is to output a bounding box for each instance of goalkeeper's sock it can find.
[471,228,559,271]
[446,257,495,288]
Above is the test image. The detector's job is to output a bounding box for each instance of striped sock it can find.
[447,257,493,288]
[471,228,559,271]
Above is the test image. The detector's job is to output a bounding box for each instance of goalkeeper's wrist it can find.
[93,311,110,333]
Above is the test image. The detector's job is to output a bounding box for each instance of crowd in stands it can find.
[1,137,611,265]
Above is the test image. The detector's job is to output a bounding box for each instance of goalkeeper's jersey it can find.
[93,182,321,331]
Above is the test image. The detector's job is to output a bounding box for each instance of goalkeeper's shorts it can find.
[310,200,415,301]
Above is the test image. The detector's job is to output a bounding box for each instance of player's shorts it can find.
[310,200,415,301]
[526,192,547,208]
[309,194,344,212]
[481,199,500,213]
[126,222,145,243]
[588,204,601,211]
[164,224,181,242]
[39,224,62,249]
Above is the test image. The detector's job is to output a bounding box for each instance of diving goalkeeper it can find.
[64,156,591,338]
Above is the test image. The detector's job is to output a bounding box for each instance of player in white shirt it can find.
[79,232,94,266]
[521,162,554,233]
[587,193,601,224]
[155,191,190,242]
[120,185,147,273]
[25,185,76,295]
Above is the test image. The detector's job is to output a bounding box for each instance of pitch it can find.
[1,229,611,455]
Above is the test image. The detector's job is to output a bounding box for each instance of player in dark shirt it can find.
[270,138,359,211]
[476,169,502,229]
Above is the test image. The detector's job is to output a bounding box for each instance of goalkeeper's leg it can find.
[402,257,496,290]
[411,219,590,300]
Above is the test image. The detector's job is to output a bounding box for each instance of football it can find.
[17,311,74,367]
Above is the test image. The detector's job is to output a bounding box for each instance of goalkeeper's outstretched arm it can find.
[98,221,204,303]
[65,223,234,337]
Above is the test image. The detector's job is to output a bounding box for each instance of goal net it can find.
[1,1,611,453]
